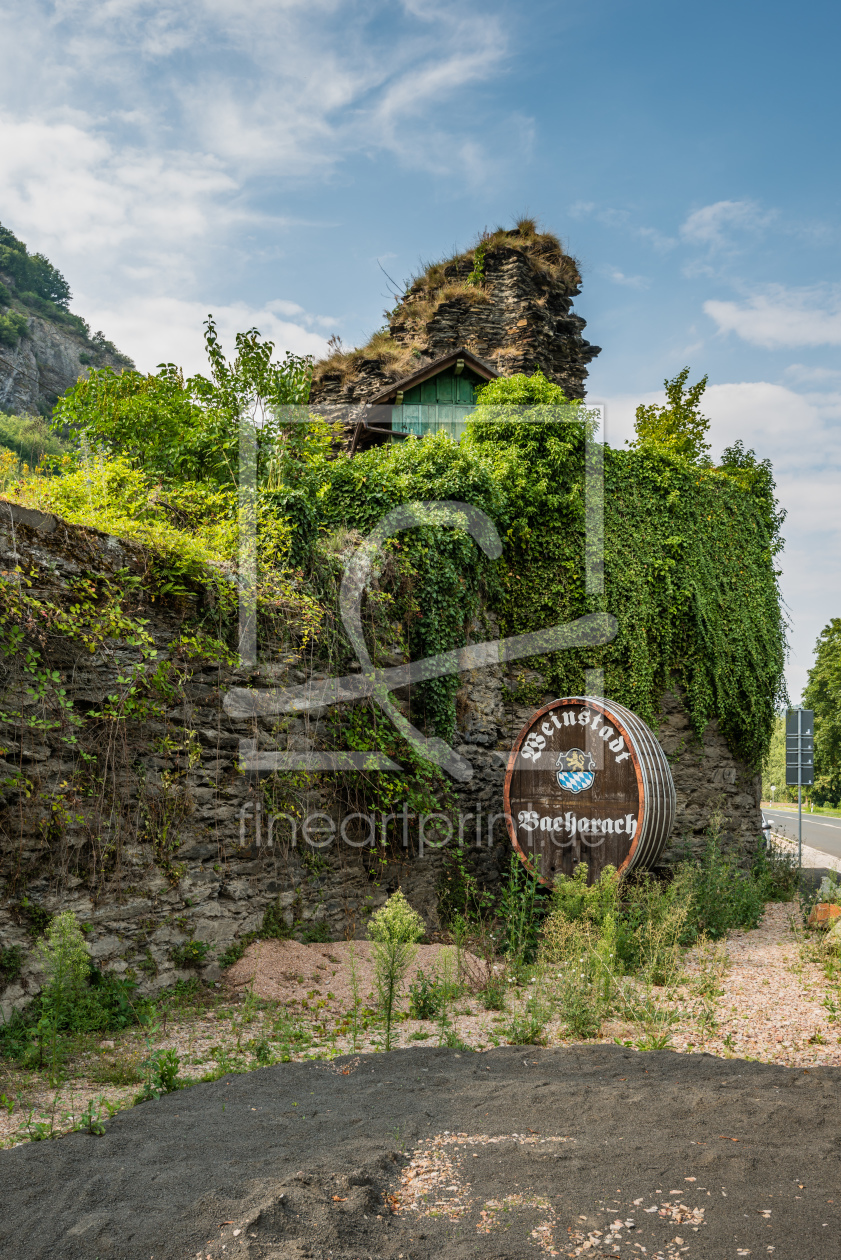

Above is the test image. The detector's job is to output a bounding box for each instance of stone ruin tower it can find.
[309,221,601,415]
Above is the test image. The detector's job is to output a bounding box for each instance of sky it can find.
[0,0,839,702]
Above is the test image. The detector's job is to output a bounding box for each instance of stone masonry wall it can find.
[0,506,760,1019]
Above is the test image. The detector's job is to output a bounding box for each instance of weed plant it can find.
[171,939,212,968]
[435,949,457,1046]
[478,975,507,1011]
[408,967,461,1020]
[497,853,551,966]
[534,814,790,1043]
[367,891,425,1051]
[0,912,145,1076]
[136,1047,180,1102]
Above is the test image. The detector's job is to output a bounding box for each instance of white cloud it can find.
[704,285,841,348]
[636,225,677,253]
[784,363,841,385]
[0,0,513,368]
[79,294,330,376]
[602,267,650,290]
[680,199,775,251]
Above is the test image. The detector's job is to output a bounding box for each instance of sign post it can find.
[785,708,814,868]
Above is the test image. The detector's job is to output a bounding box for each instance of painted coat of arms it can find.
[555,747,596,793]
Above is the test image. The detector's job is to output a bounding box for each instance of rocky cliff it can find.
[0,315,132,417]
[0,219,132,417]
[310,221,601,410]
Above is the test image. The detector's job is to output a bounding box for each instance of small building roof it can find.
[364,347,498,406]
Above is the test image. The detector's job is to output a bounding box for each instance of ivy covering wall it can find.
[5,330,786,784]
[311,375,786,766]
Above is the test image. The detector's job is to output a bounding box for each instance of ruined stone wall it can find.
[0,507,760,1019]
[310,241,601,411]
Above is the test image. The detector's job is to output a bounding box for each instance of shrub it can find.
[682,836,765,942]
[0,310,28,348]
[0,928,145,1070]
[261,898,293,940]
[408,968,460,1020]
[136,1047,180,1102]
[478,975,507,1011]
[171,939,212,968]
[496,853,551,965]
[754,837,800,902]
[218,941,248,970]
[300,921,331,944]
[0,945,23,983]
[36,911,90,1016]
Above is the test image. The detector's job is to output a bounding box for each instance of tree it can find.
[0,222,72,308]
[631,366,711,463]
[803,618,841,805]
[54,316,316,487]
[761,714,796,804]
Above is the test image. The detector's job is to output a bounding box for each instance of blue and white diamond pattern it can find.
[556,769,596,794]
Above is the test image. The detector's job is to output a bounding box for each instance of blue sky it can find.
[1,0,839,702]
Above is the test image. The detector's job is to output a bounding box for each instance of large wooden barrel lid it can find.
[503,695,675,885]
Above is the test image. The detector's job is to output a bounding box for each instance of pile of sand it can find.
[225,939,487,1016]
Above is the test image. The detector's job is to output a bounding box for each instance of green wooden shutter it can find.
[390,368,480,442]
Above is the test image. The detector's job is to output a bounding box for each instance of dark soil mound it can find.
[1,1045,838,1260]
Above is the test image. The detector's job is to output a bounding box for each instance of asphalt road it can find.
[764,806,841,861]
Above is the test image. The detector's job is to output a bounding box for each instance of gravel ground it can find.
[1,1043,840,1260]
[5,901,841,1153]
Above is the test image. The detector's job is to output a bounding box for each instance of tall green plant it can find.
[804,618,841,806]
[35,911,90,1017]
[53,317,315,488]
[367,890,425,1051]
[631,367,711,463]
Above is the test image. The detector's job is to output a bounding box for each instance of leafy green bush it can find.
[300,921,331,944]
[496,853,551,966]
[218,941,248,970]
[0,310,28,347]
[682,837,765,941]
[754,837,800,902]
[478,975,507,1011]
[136,1047,180,1102]
[0,918,145,1069]
[0,413,65,466]
[36,911,90,1015]
[408,968,460,1019]
[0,945,23,982]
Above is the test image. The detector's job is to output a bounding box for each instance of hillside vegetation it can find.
[0,221,133,429]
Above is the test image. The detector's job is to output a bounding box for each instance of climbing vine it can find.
[307,370,785,765]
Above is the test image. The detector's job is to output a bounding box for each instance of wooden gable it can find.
[352,348,498,451]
